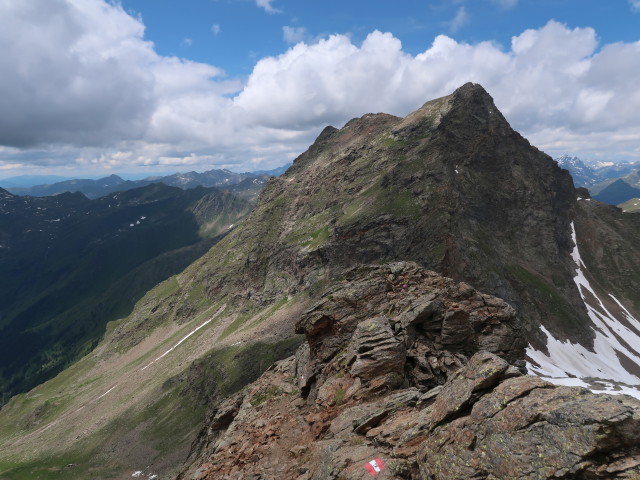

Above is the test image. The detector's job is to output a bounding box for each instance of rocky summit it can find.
[2,83,640,479]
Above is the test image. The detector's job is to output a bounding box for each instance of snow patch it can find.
[526,221,640,399]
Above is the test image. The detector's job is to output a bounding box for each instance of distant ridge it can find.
[0,174,71,188]
[4,165,290,199]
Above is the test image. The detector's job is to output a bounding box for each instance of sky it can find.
[1,0,639,178]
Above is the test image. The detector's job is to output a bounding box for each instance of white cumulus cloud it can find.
[0,1,640,175]
[0,0,156,148]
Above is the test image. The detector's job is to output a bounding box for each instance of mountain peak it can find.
[394,82,507,140]
[555,155,598,187]
[452,81,491,99]
[446,81,509,126]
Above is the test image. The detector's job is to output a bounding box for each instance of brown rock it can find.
[427,351,509,428]
[348,317,407,381]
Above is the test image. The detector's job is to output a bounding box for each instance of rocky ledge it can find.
[177,262,640,480]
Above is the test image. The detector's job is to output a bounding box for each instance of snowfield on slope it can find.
[526,221,640,400]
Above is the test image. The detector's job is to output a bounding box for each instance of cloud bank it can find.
[1,0,639,174]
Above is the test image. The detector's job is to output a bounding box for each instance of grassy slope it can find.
[0,185,252,400]
[619,197,640,212]
[0,261,306,479]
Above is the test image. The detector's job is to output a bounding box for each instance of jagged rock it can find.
[295,262,525,397]
[295,342,313,393]
[177,272,640,480]
[426,351,510,429]
[178,265,531,479]
[418,352,640,479]
[348,317,407,380]
[351,389,420,434]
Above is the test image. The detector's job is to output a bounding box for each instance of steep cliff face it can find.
[178,263,640,480]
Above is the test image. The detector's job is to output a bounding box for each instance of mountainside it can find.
[592,178,640,205]
[6,168,275,199]
[590,168,640,206]
[1,83,640,479]
[0,184,252,400]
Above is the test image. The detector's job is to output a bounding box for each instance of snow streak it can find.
[526,221,640,399]
[141,317,214,371]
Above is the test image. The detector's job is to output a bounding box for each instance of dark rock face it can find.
[177,263,640,480]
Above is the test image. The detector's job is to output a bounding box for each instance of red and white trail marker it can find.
[364,458,385,476]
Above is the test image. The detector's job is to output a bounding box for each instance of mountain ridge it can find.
[2,166,289,200]
[1,83,640,479]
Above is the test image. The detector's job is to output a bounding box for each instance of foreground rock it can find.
[418,356,640,479]
[177,262,640,479]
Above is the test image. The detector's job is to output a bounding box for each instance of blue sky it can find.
[0,0,639,177]
[125,0,640,74]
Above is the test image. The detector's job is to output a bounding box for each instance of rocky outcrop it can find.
[418,354,640,479]
[176,262,640,480]
[293,262,525,399]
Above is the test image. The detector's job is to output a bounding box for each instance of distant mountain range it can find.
[555,154,640,207]
[0,164,290,199]
[0,175,72,188]
[554,155,599,187]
